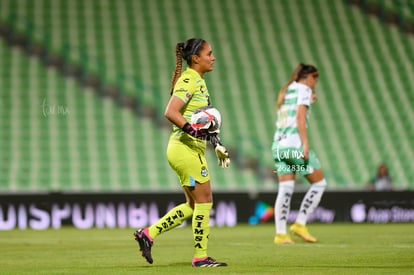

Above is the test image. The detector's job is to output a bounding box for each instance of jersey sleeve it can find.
[173,76,196,104]
[297,86,312,106]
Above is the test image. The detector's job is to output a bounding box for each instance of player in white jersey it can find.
[272,64,327,244]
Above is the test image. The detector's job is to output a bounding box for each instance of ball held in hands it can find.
[190,106,222,133]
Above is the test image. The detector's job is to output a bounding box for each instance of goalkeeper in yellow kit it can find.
[133,38,230,267]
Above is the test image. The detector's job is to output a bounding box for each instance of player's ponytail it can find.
[170,39,206,95]
[170,42,185,95]
[276,63,304,111]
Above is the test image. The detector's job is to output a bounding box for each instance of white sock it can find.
[296,179,327,225]
[274,180,294,234]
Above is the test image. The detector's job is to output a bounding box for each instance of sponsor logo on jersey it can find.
[175,88,186,94]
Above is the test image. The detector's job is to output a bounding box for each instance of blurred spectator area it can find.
[0,0,413,192]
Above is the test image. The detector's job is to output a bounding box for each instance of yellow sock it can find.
[192,202,212,259]
[148,202,193,239]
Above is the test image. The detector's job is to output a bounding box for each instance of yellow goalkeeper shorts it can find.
[167,139,210,187]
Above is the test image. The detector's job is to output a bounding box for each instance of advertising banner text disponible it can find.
[1,191,413,230]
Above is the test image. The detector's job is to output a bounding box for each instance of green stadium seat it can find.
[0,0,413,191]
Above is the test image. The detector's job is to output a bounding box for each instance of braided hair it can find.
[170,38,206,95]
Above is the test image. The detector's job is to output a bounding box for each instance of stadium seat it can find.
[0,0,413,191]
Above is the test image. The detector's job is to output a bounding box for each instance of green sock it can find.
[148,202,194,239]
[192,202,213,259]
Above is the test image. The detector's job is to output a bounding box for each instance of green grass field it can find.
[1,223,414,274]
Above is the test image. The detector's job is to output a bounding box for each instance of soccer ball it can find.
[190,106,222,133]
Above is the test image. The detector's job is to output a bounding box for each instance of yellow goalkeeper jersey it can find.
[169,67,211,149]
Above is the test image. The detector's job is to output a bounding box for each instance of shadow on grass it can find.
[127,262,190,268]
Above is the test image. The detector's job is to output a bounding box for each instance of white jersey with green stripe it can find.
[273,81,312,149]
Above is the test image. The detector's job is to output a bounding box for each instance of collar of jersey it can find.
[184,67,203,79]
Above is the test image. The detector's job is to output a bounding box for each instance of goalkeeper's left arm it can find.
[209,134,230,168]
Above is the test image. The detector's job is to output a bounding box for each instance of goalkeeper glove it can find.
[209,134,230,168]
[182,122,209,139]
